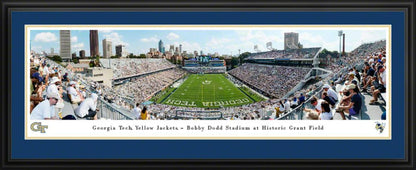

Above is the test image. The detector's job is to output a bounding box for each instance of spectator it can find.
[75,93,99,120]
[290,97,298,109]
[298,93,305,104]
[46,77,65,112]
[303,96,324,120]
[322,91,336,107]
[336,84,362,120]
[369,65,386,104]
[132,103,141,120]
[30,92,60,120]
[319,101,333,120]
[62,72,69,82]
[322,84,338,102]
[30,79,46,112]
[140,106,149,120]
[67,81,84,104]
[361,63,375,91]
[284,99,291,112]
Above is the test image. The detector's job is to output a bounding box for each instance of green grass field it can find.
[158,74,263,108]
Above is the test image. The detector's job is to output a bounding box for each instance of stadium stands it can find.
[247,47,321,60]
[114,68,187,105]
[228,63,311,99]
[100,58,175,79]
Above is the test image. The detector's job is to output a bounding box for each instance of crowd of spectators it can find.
[184,67,226,74]
[101,58,176,79]
[228,63,310,99]
[114,68,186,105]
[324,40,386,73]
[247,48,320,60]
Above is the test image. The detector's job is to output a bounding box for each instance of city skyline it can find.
[30,28,387,57]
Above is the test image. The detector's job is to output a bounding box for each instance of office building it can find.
[102,39,112,58]
[89,30,99,57]
[158,40,165,53]
[59,30,71,60]
[79,50,85,58]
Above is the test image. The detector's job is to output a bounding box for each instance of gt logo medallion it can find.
[30,122,48,133]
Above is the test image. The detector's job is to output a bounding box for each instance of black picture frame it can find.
[1,0,414,169]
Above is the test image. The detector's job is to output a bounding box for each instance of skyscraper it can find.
[59,30,71,60]
[102,39,112,58]
[116,45,127,57]
[169,45,174,52]
[158,40,165,53]
[179,44,182,53]
[284,32,299,50]
[89,30,99,57]
[79,50,85,58]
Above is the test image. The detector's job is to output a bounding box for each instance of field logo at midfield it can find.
[202,80,211,85]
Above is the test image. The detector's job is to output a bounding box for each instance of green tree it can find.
[139,54,147,58]
[238,52,251,64]
[318,48,340,58]
[73,58,79,64]
[95,56,100,66]
[231,57,239,68]
[298,43,303,49]
[52,55,62,62]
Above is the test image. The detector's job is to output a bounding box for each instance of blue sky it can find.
[30,28,387,57]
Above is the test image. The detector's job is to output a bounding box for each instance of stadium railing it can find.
[168,110,223,120]
[278,88,324,120]
[97,98,134,120]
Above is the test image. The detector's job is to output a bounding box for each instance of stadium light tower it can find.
[254,45,261,52]
[338,30,343,58]
[266,42,275,51]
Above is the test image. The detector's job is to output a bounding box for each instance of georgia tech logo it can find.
[374,122,385,134]
[30,122,48,133]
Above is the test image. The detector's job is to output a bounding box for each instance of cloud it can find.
[71,36,78,43]
[166,32,180,40]
[359,30,386,44]
[34,32,57,42]
[206,38,232,47]
[103,32,129,46]
[299,32,338,51]
[72,43,84,49]
[235,30,283,52]
[140,37,159,43]
[72,43,85,53]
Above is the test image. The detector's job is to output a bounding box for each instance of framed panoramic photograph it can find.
[2,0,414,169]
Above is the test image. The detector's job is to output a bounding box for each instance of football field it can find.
[160,74,258,108]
